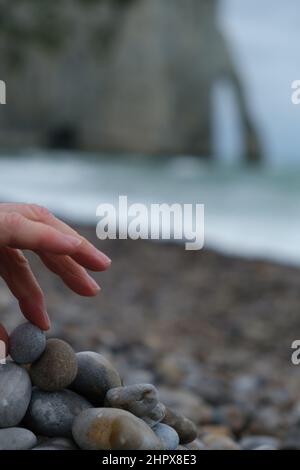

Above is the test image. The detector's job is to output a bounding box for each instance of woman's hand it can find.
[0,203,111,334]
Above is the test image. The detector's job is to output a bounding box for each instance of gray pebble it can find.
[71,352,121,405]
[0,362,32,427]
[0,427,37,450]
[153,423,179,450]
[32,438,78,450]
[185,439,206,450]
[24,388,92,437]
[9,322,46,364]
[105,384,165,427]
[72,408,164,450]
[30,339,78,391]
[240,435,279,450]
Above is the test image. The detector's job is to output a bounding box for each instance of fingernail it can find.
[41,310,51,330]
[96,252,111,265]
[64,236,82,248]
[88,275,101,292]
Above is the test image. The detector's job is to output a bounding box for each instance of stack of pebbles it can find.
[0,322,197,450]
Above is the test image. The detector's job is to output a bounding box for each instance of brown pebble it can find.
[30,339,78,391]
[162,407,197,444]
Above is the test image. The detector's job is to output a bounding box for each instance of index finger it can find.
[0,204,111,271]
[0,212,82,253]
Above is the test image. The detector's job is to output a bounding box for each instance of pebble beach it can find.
[1,225,300,450]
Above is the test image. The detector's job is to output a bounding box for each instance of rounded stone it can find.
[72,408,164,450]
[32,438,78,450]
[24,388,92,437]
[0,427,37,450]
[0,362,32,427]
[71,352,121,405]
[240,435,279,450]
[153,423,179,450]
[9,322,46,364]
[162,407,197,444]
[105,384,165,427]
[30,339,78,391]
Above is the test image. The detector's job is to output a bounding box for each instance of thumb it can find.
[0,324,9,360]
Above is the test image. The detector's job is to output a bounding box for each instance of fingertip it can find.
[99,252,112,267]
[40,314,51,331]
[19,298,51,332]
[76,254,112,272]
[70,283,101,297]
[103,257,112,269]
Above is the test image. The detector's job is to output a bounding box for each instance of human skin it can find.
[0,203,111,345]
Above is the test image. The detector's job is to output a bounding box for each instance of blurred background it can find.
[0,0,300,444]
[0,0,299,263]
